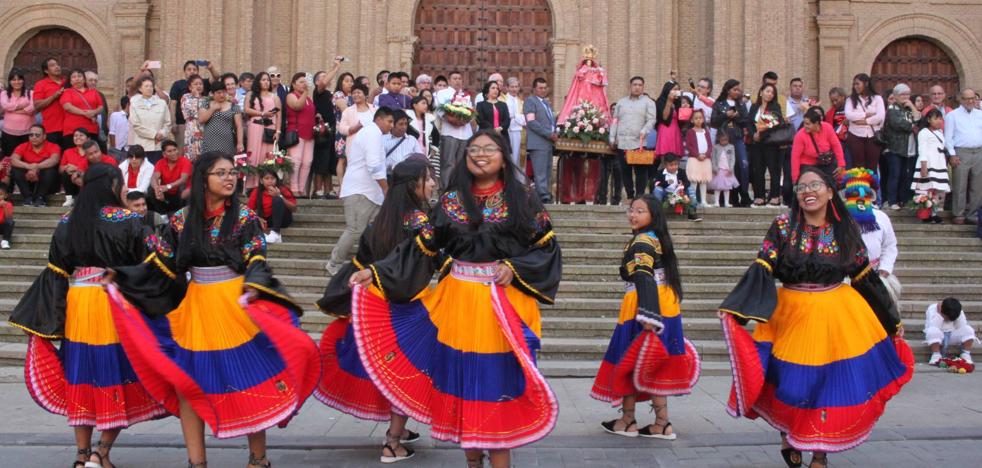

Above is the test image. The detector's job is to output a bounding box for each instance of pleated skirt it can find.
[590,286,700,405]
[26,283,167,430]
[314,315,392,421]
[107,268,319,438]
[350,272,558,449]
[720,284,914,452]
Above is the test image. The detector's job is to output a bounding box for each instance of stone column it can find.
[816,14,856,99]
[112,2,150,100]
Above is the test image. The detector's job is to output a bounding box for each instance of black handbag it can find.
[280,130,299,148]
[761,122,794,146]
[262,128,277,144]
[808,133,836,166]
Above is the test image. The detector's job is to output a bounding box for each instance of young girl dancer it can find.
[591,194,700,439]
[106,151,320,468]
[316,158,437,463]
[349,129,561,468]
[11,164,167,468]
[718,167,913,467]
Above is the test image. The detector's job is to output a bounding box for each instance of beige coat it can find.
[128,94,172,151]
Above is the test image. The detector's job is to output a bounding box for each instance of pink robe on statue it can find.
[557,61,610,123]
[557,60,609,204]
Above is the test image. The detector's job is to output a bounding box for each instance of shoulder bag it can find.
[808,132,835,166]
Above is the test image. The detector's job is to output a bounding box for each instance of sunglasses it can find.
[270,73,281,78]
[29,132,44,137]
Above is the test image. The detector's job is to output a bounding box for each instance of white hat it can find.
[266,66,281,75]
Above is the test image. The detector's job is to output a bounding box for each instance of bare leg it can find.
[641,396,674,437]
[246,431,269,467]
[618,394,638,430]
[89,429,121,467]
[382,413,411,459]
[464,449,485,467]
[179,396,207,465]
[488,449,510,468]
[810,451,828,467]
[74,426,93,464]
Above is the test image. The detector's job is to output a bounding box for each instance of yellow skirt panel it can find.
[752,285,888,366]
[65,286,119,345]
[419,275,540,354]
[616,286,680,325]
[168,276,261,351]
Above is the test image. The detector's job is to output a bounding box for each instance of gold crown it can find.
[582,45,598,60]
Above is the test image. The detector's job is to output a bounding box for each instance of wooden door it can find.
[413,0,553,97]
[872,37,959,102]
[13,28,97,87]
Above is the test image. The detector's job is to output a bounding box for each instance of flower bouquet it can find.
[759,113,781,130]
[662,185,690,215]
[910,193,933,220]
[557,100,609,144]
[237,145,294,181]
[440,94,475,127]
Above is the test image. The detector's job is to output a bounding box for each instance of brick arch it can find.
[0,4,115,90]
[854,14,982,93]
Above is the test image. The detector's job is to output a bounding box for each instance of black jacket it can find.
[747,100,785,141]
[711,98,749,143]
[475,100,511,132]
[652,168,691,191]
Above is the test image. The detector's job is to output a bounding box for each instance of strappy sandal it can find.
[600,418,638,437]
[187,462,207,468]
[248,453,271,468]
[84,441,113,468]
[779,432,802,467]
[390,429,420,444]
[752,199,766,207]
[638,404,676,440]
[380,442,415,464]
[72,448,92,467]
[809,453,828,467]
[466,452,486,468]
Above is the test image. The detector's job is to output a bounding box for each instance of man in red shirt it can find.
[32,57,68,149]
[149,139,191,215]
[10,125,61,206]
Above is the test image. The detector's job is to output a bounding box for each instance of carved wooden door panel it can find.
[13,28,98,87]
[872,37,960,100]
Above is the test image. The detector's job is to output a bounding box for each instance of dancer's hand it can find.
[349,269,373,288]
[239,286,258,307]
[100,268,117,286]
[493,263,514,287]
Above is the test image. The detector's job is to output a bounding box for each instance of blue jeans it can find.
[883,151,914,205]
[653,184,698,210]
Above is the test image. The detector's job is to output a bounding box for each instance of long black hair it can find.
[6,68,27,98]
[334,72,355,96]
[252,166,282,219]
[180,152,239,270]
[716,79,741,103]
[446,129,536,240]
[788,166,864,270]
[849,73,877,108]
[655,80,680,125]
[631,194,683,301]
[368,158,431,256]
[68,163,124,255]
[250,71,271,111]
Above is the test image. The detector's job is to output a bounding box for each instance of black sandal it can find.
[809,453,828,467]
[380,442,415,464]
[85,441,115,468]
[600,418,638,437]
[389,429,420,444]
[780,447,803,467]
[73,448,92,467]
[638,403,676,440]
[248,453,271,468]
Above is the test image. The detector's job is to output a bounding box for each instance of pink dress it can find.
[245,93,279,189]
[557,60,610,123]
[655,109,684,157]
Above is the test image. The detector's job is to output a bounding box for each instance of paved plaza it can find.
[1,366,979,467]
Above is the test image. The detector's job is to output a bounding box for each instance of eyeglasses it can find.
[207,169,240,179]
[466,145,501,157]
[793,181,827,193]
[270,73,281,78]
[28,132,44,138]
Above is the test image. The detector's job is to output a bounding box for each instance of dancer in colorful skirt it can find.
[718,166,913,468]
[349,129,562,468]
[105,151,320,468]
[10,164,168,468]
[316,158,437,463]
[591,194,700,440]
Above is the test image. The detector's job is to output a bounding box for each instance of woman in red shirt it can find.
[247,167,296,244]
[58,128,91,205]
[60,69,103,140]
[791,107,845,181]
[285,73,316,196]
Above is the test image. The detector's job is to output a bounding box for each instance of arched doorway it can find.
[12,28,96,86]
[871,37,959,101]
[413,0,553,96]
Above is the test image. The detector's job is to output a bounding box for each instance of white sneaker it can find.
[960,351,973,364]
[928,352,942,365]
[62,195,74,207]
[0,240,9,249]
[265,230,281,244]
[889,204,901,210]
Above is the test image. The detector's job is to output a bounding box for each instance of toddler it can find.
[709,132,739,207]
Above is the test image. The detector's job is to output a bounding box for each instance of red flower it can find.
[275,157,284,164]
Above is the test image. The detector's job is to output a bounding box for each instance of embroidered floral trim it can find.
[100,206,142,222]
[145,234,174,258]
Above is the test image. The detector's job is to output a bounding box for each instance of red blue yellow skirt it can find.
[351,261,558,449]
[720,284,914,452]
[26,269,167,430]
[106,266,320,438]
[590,283,700,405]
[314,315,392,421]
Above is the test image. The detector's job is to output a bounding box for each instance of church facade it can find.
[0,0,977,106]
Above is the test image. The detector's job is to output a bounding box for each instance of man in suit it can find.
[524,77,557,203]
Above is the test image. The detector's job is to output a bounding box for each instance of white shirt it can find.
[505,93,525,132]
[383,133,424,172]
[861,209,898,273]
[434,87,474,140]
[694,129,709,154]
[341,122,387,205]
[108,111,129,150]
[118,159,155,194]
[924,303,969,334]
